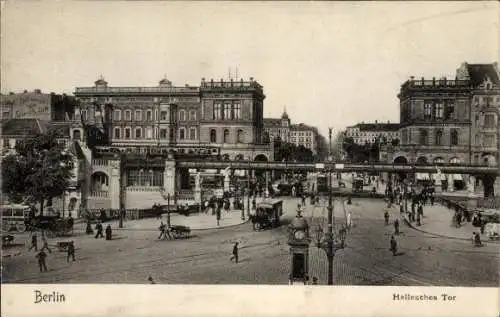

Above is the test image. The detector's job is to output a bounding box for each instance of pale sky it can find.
[1,2,498,137]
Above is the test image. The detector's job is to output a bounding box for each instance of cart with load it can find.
[170,225,191,239]
[250,199,283,231]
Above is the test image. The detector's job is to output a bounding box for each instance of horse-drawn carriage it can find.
[26,216,74,237]
[472,209,500,240]
[250,199,283,231]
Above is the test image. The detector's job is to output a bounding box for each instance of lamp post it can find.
[246,159,250,219]
[308,127,347,285]
[326,127,335,285]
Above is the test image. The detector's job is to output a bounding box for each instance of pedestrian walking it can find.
[301,195,306,207]
[29,232,38,251]
[384,210,389,225]
[229,242,239,263]
[399,201,405,214]
[40,237,52,253]
[416,213,421,226]
[430,193,435,206]
[216,207,221,226]
[312,277,318,285]
[472,232,483,247]
[417,203,424,218]
[389,235,398,256]
[105,224,112,240]
[86,219,94,235]
[66,241,76,262]
[394,218,400,235]
[36,250,48,272]
[95,221,104,239]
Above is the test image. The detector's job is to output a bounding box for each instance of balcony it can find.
[92,159,109,166]
[89,191,109,198]
[126,186,162,192]
[75,86,200,95]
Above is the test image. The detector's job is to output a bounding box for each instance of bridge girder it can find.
[177,160,500,176]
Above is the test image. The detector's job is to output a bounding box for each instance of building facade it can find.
[264,109,320,155]
[345,121,400,145]
[456,62,499,167]
[74,76,272,162]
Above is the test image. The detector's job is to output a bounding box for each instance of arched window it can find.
[189,127,197,140]
[223,129,230,143]
[73,130,81,141]
[419,129,428,145]
[450,129,459,146]
[179,110,186,121]
[179,127,186,140]
[435,129,442,145]
[210,129,217,143]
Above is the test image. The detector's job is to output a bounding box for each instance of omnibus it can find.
[1,204,30,232]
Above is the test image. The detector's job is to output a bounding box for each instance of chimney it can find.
[375,120,378,124]
[249,77,254,81]
[387,120,390,124]
[34,89,41,94]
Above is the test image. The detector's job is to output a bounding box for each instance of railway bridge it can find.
[84,154,500,211]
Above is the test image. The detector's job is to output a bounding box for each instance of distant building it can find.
[0,90,76,122]
[264,109,320,155]
[344,121,400,145]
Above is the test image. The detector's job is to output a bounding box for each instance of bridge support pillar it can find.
[163,160,176,197]
[446,174,454,192]
[109,159,120,210]
[224,173,230,193]
[494,177,500,198]
[194,173,201,203]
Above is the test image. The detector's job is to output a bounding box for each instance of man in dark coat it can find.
[36,250,48,272]
[384,210,390,225]
[390,236,398,256]
[230,242,239,263]
[216,207,221,226]
[29,232,38,251]
[105,224,112,240]
[95,221,104,239]
[394,218,400,235]
[67,241,76,262]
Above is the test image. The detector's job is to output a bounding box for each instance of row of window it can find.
[79,109,198,122]
[113,127,198,141]
[213,102,241,120]
[475,134,497,147]
[474,113,497,128]
[113,109,197,121]
[409,129,459,146]
[209,129,245,143]
[290,137,312,142]
[126,169,164,187]
[290,132,313,137]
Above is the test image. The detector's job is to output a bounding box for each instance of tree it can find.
[2,130,74,215]
[274,139,314,163]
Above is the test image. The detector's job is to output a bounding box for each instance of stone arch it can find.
[393,156,408,165]
[222,154,230,161]
[450,157,461,164]
[416,156,429,165]
[234,154,244,160]
[91,171,109,191]
[254,154,268,162]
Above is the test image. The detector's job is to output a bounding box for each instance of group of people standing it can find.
[28,232,76,273]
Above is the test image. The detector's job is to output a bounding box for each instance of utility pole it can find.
[326,127,334,285]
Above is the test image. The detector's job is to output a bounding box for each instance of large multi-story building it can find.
[456,62,499,167]
[263,109,320,155]
[380,61,499,195]
[344,121,400,145]
[74,76,272,162]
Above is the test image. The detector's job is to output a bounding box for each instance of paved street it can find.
[2,197,498,286]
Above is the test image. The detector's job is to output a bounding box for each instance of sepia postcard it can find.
[1,1,499,316]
